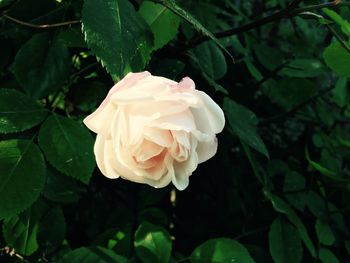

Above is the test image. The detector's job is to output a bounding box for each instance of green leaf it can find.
[58,247,127,263]
[283,171,307,211]
[323,8,350,37]
[42,166,84,203]
[192,41,227,80]
[224,98,269,158]
[315,219,335,246]
[331,77,349,107]
[269,217,303,263]
[0,140,46,219]
[139,1,180,50]
[38,114,95,184]
[190,238,256,263]
[318,247,340,263]
[134,222,172,263]
[345,240,350,255]
[12,33,70,99]
[152,59,185,79]
[161,0,233,60]
[0,89,48,134]
[264,191,316,257]
[279,59,324,78]
[268,78,316,111]
[323,42,350,77]
[3,199,47,256]
[58,26,86,48]
[305,148,343,180]
[81,0,153,79]
[3,199,66,255]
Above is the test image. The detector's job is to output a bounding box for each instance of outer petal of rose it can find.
[94,135,120,179]
[83,72,151,134]
[110,76,176,103]
[190,91,225,134]
[172,151,198,190]
[196,138,218,163]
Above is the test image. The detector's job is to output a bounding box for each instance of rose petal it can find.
[172,151,198,190]
[190,91,225,134]
[196,138,218,163]
[148,110,196,132]
[94,135,120,179]
[83,72,151,134]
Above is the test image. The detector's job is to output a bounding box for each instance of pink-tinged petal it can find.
[196,138,218,163]
[83,72,151,134]
[177,77,196,90]
[110,75,176,104]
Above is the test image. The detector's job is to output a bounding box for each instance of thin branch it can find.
[187,0,348,48]
[1,12,80,29]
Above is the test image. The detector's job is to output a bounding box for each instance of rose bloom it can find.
[84,71,225,190]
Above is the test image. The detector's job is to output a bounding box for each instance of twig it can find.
[186,0,347,48]
[1,12,80,29]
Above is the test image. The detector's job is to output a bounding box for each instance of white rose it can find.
[83,71,225,190]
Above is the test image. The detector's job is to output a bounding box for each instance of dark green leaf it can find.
[38,114,95,184]
[12,33,70,99]
[0,89,47,134]
[331,77,349,107]
[82,0,153,79]
[318,247,340,263]
[58,26,86,48]
[134,222,172,263]
[224,98,269,158]
[323,42,350,77]
[264,191,316,257]
[151,59,185,79]
[283,171,306,211]
[190,238,256,263]
[139,1,180,50]
[0,140,46,219]
[315,219,335,246]
[268,78,316,111]
[161,0,233,60]
[279,59,324,78]
[269,217,303,263]
[42,166,83,203]
[2,199,48,256]
[58,247,127,263]
[192,41,227,80]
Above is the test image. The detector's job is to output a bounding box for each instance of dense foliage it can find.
[0,0,350,262]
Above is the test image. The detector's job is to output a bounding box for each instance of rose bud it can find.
[84,71,225,190]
